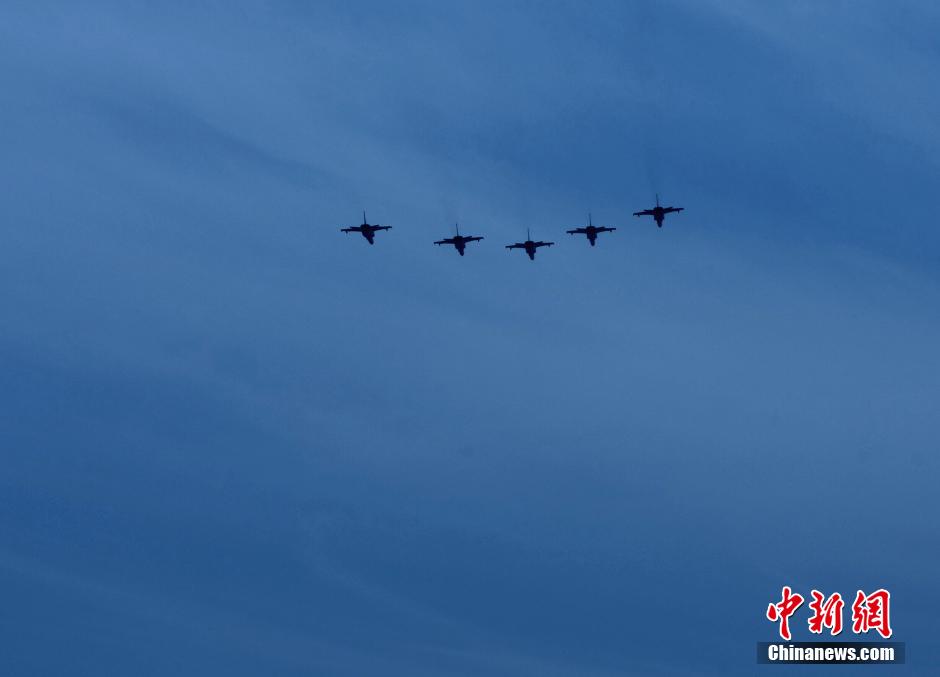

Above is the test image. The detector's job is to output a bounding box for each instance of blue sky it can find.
[1,1,938,674]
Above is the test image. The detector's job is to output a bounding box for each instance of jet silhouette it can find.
[566,213,615,246]
[341,211,392,244]
[434,223,484,256]
[633,195,684,228]
[506,229,554,260]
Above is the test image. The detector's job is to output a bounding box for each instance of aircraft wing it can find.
[341,227,361,233]
[505,243,525,249]
[664,207,684,214]
[566,228,585,234]
[535,241,554,247]
[634,209,654,217]
[465,236,483,242]
[374,225,392,231]
[434,238,455,245]
[600,226,616,232]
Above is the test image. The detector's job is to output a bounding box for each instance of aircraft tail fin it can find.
[363,209,367,225]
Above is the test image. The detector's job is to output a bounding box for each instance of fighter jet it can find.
[633,195,684,228]
[434,223,484,256]
[506,229,554,260]
[340,211,392,244]
[566,213,615,246]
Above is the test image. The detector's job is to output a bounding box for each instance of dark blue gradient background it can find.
[1,2,938,674]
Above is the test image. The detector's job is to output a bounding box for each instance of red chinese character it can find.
[808,590,844,635]
[767,586,804,640]
[852,589,892,638]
